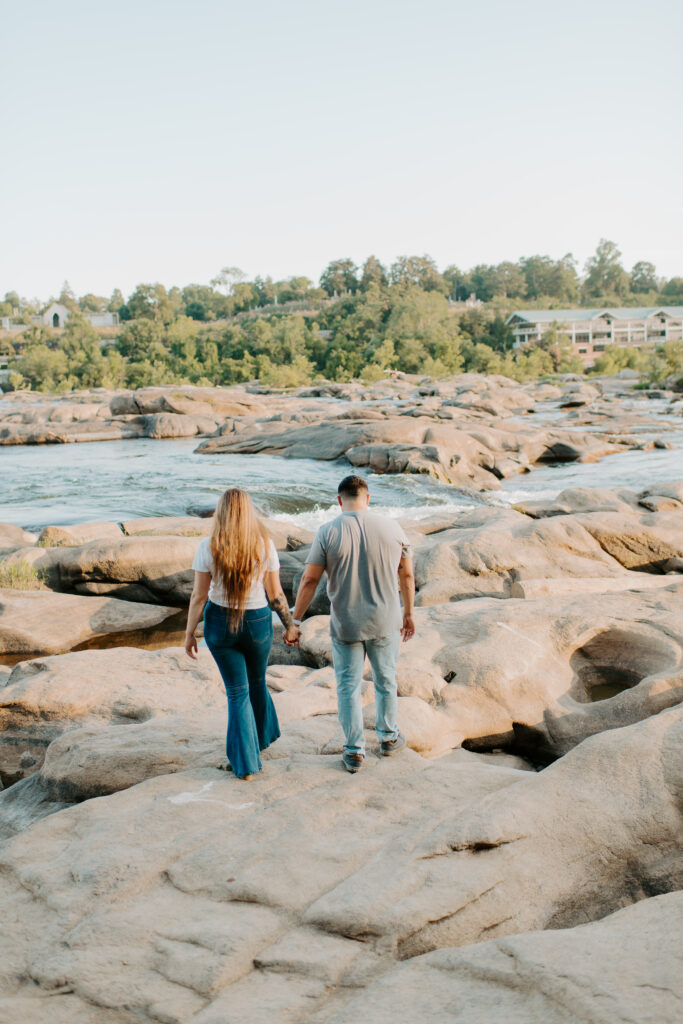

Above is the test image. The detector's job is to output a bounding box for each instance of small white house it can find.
[41,302,72,328]
[29,304,119,330]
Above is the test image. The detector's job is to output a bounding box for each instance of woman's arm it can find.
[264,570,300,645]
[185,571,211,659]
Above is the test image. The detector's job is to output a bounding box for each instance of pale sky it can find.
[2,0,682,302]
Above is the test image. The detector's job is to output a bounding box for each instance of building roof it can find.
[42,302,72,316]
[507,306,683,326]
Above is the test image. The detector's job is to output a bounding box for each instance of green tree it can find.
[630,261,658,294]
[467,265,498,302]
[10,344,69,391]
[535,321,584,373]
[117,318,165,360]
[390,255,446,293]
[277,277,315,303]
[79,293,107,313]
[359,255,388,291]
[519,254,579,302]
[211,266,247,295]
[127,283,180,324]
[108,288,125,312]
[660,277,683,302]
[493,262,527,299]
[442,265,472,301]
[320,259,358,296]
[252,276,278,306]
[583,239,629,299]
[386,289,462,373]
[58,281,79,312]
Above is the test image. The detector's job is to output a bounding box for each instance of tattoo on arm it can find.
[269,592,294,629]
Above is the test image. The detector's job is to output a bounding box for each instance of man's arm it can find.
[398,556,415,642]
[293,563,325,623]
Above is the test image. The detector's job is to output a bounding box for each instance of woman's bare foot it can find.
[240,774,256,781]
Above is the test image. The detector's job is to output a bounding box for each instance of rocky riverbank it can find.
[0,372,681,1022]
[2,375,681,491]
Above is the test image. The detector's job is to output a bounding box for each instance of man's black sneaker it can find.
[342,752,364,773]
[381,732,407,756]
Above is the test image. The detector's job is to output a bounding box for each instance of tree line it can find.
[2,240,682,393]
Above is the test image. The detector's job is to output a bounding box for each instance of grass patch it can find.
[36,535,81,547]
[0,561,47,590]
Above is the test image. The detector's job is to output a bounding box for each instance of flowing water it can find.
[0,431,682,532]
[0,413,681,668]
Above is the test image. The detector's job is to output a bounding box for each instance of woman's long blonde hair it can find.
[210,488,270,629]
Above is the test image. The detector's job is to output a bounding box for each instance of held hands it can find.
[401,614,415,642]
[283,624,302,647]
[185,633,198,660]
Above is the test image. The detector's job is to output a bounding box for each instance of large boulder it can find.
[0,523,37,550]
[141,413,218,439]
[37,521,123,547]
[0,420,144,445]
[1,534,202,604]
[195,414,631,491]
[574,509,683,571]
[298,583,683,757]
[412,506,627,602]
[0,589,180,656]
[0,648,345,791]
[0,647,224,783]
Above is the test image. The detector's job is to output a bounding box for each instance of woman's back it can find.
[192,534,279,609]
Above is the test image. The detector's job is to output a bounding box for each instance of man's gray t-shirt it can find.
[306,510,411,642]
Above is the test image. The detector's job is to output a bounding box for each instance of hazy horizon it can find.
[3,0,682,299]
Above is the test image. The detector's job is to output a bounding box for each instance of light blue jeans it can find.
[331,632,400,756]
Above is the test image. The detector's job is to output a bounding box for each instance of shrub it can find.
[0,561,46,590]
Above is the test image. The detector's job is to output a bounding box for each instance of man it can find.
[292,474,415,773]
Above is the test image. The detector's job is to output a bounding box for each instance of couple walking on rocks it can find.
[185,475,416,779]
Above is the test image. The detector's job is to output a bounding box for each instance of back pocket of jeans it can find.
[246,619,272,645]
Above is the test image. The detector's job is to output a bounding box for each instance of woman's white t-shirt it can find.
[192,536,280,609]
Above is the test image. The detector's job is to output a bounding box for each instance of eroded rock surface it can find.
[0,708,679,1023]
[1,380,682,1022]
[337,892,683,1024]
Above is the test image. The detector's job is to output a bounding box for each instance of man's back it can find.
[307,510,410,641]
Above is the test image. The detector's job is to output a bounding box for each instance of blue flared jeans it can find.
[203,602,280,778]
[331,632,400,757]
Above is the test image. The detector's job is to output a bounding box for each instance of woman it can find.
[185,488,301,780]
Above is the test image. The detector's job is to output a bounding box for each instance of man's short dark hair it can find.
[338,475,369,498]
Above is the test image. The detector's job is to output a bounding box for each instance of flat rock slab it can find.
[0,589,180,656]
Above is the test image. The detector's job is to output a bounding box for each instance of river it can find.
[1,432,682,532]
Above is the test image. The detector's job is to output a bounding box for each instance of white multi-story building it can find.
[506,306,683,365]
